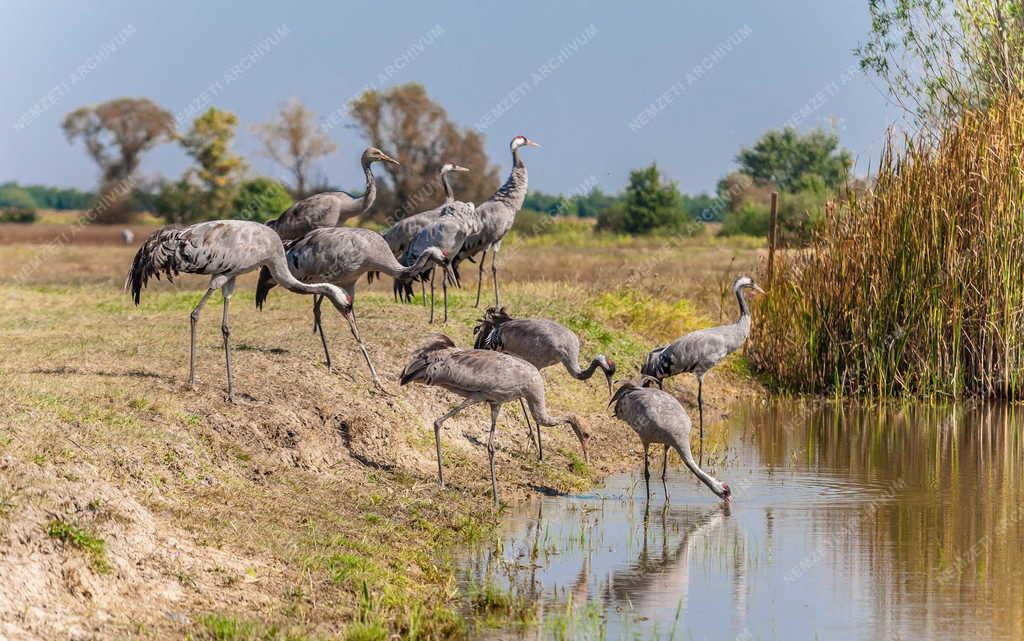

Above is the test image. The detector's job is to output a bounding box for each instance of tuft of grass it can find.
[343,621,388,641]
[46,518,110,573]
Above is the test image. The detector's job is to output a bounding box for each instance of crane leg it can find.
[661,444,669,481]
[642,443,651,499]
[474,250,487,308]
[313,295,333,371]
[519,397,538,456]
[188,288,216,391]
[220,284,235,403]
[432,398,481,488]
[343,309,383,390]
[491,249,500,308]
[420,278,427,307]
[311,295,322,333]
[488,402,500,507]
[429,271,436,324]
[442,271,449,324]
[698,376,704,466]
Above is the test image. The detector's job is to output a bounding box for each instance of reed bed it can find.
[752,98,1024,398]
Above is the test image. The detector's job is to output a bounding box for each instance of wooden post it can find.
[767,191,779,286]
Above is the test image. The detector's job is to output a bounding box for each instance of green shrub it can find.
[0,207,38,223]
[233,178,293,223]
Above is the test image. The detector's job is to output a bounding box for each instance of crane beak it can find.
[382,153,401,166]
[753,284,766,295]
[453,165,471,172]
[526,139,541,147]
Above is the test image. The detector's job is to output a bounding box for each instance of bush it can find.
[0,184,38,210]
[0,207,38,223]
[719,189,827,242]
[752,96,1024,398]
[233,178,293,223]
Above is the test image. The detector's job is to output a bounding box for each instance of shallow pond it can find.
[457,400,1024,640]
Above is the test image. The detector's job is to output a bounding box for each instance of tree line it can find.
[25,81,853,240]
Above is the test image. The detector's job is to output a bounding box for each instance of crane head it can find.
[733,275,765,295]
[511,135,540,150]
[440,162,471,174]
[364,147,401,166]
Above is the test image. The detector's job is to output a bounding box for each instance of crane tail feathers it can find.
[124,225,186,306]
[255,265,276,310]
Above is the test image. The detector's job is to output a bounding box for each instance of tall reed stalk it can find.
[752,98,1024,398]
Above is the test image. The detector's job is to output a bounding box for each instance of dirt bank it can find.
[0,242,762,640]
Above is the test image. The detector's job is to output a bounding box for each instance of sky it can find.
[1,0,902,197]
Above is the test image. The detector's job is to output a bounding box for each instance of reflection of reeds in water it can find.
[743,400,1024,641]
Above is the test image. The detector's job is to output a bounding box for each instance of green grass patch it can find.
[46,518,110,573]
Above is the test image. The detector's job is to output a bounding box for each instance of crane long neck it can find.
[487,146,529,210]
[673,437,723,497]
[266,250,340,300]
[360,161,377,213]
[441,171,454,204]
[397,249,438,279]
[735,286,750,319]
[566,357,602,381]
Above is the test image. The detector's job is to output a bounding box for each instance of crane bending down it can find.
[398,200,480,323]
[266,147,399,240]
[610,380,731,501]
[125,220,353,402]
[399,334,590,505]
[640,276,764,464]
[452,135,539,309]
[255,227,446,387]
[473,307,615,458]
[382,162,470,303]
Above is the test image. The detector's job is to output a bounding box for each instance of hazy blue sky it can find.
[2,1,901,196]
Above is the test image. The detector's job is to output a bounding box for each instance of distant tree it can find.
[180,107,247,218]
[0,184,38,209]
[252,98,337,198]
[736,127,851,192]
[575,187,620,218]
[150,178,203,225]
[62,97,174,222]
[349,83,500,223]
[617,163,693,235]
[680,192,719,221]
[232,177,293,223]
[857,0,1024,133]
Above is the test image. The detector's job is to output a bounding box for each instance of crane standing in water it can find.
[611,380,731,501]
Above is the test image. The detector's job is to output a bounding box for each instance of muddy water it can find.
[458,401,1024,640]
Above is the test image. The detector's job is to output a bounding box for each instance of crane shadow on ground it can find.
[234,343,289,355]
[29,366,171,381]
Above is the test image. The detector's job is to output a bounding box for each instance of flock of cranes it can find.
[125,134,762,505]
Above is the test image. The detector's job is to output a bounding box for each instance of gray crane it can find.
[254,227,446,387]
[640,276,764,462]
[610,380,731,501]
[473,306,616,458]
[125,220,353,401]
[266,147,399,240]
[452,135,539,308]
[399,333,590,505]
[381,162,470,303]
[398,200,480,323]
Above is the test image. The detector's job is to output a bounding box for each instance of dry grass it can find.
[0,234,762,640]
[752,97,1024,398]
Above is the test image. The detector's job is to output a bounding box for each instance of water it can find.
[458,401,1024,640]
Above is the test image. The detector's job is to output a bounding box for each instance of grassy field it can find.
[0,228,762,640]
